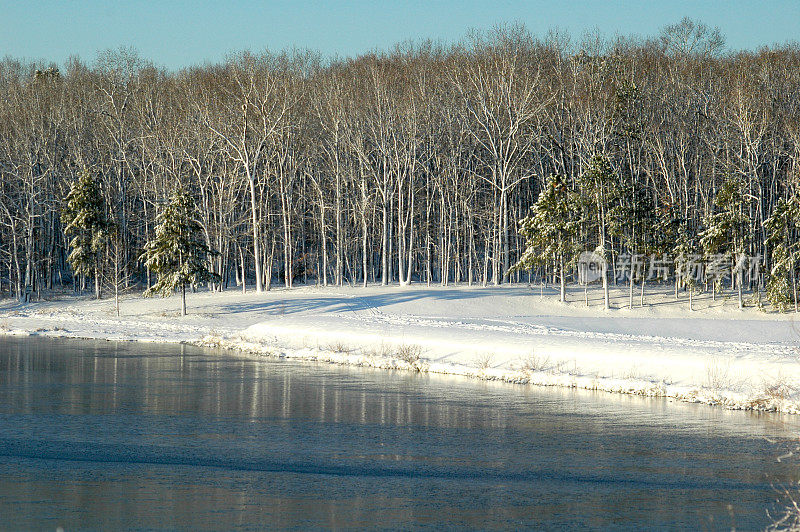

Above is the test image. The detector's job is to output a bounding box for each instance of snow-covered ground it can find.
[2,283,799,413]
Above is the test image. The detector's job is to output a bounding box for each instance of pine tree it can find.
[141,187,219,316]
[619,179,657,308]
[766,243,793,311]
[513,174,579,302]
[62,167,108,299]
[764,194,800,311]
[654,204,683,299]
[699,175,749,308]
[577,154,624,309]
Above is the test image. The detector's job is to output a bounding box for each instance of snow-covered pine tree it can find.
[618,179,656,309]
[766,243,793,311]
[141,187,219,316]
[62,167,108,299]
[653,204,682,299]
[633,188,659,307]
[699,175,749,308]
[577,154,624,310]
[513,174,579,302]
[764,195,800,311]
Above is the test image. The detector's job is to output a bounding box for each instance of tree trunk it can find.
[492,204,501,286]
[640,276,645,307]
[95,265,101,300]
[12,228,21,299]
[114,255,120,317]
[361,179,369,288]
[501,187,509,284]
[248,177,263,293]
[319,200,328,287]
[381,202,388,285]
[467,208,474,286]
[405,190,414,286]
[335,174,343,286]
[737,269,743,309]
[675,271,679,300]
[362,211,368,288]
[628,267,634,310]
[239,246,246,294]
[482,234,490,287]
[266,239,275,291]
[181,284,187,316]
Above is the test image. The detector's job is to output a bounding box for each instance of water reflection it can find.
[0,337,798,530]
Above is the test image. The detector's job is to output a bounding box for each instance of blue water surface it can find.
[0,337,797,530]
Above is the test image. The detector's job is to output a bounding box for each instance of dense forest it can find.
[2,19,800,309]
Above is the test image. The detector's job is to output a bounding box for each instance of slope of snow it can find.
[1,283,799,413]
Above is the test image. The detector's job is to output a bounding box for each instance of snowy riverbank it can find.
[2,284,799,413]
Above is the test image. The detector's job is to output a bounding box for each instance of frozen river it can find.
[0,337,798,529]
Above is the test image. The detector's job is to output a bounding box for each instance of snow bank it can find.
[2,284,799,414]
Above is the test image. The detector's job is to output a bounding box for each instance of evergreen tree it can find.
[513,174,579,302]
[620,180,657,308]
[764,194,800,311]
[62,167,108,299]
[577,154,624,309]
[699,175,749,308]
[142,187,219,316]
[766,243,793,311]
[654,204,683,299]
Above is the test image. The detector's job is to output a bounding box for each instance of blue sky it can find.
[2,0,798,69]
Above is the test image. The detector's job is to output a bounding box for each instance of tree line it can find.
[2,19,800,310]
